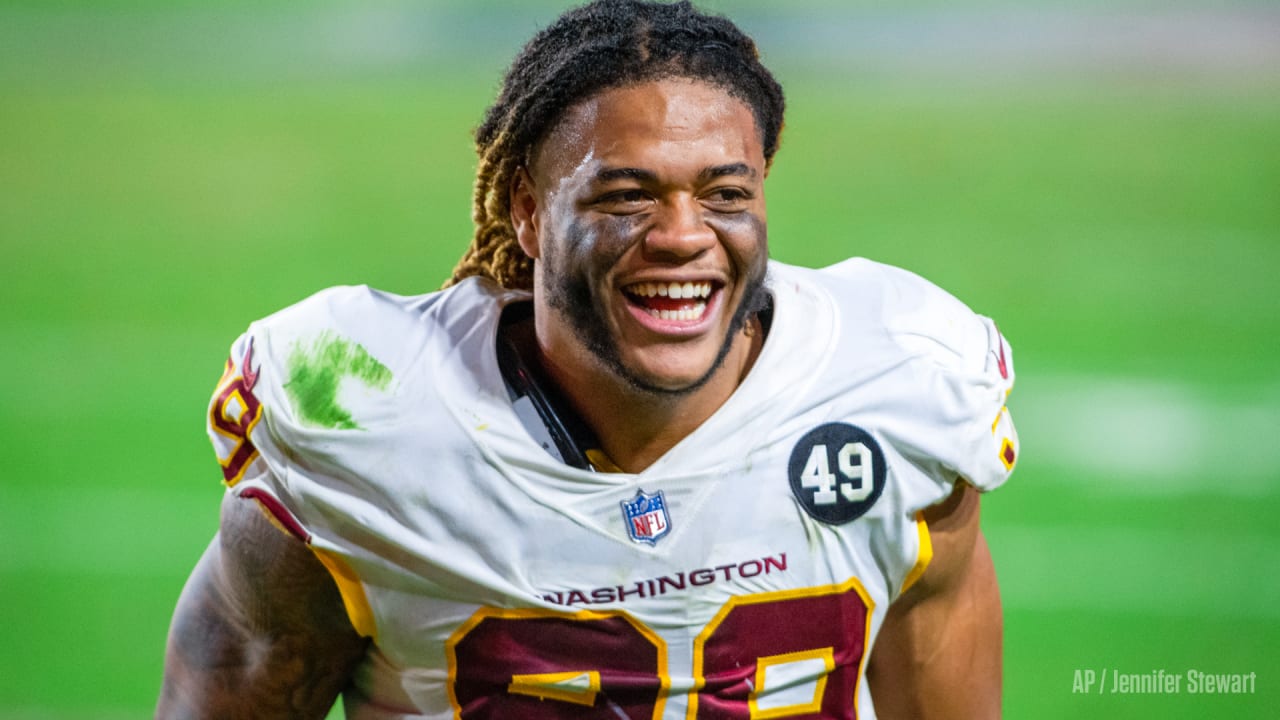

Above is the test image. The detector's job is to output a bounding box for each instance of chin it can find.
[615,346,727,397]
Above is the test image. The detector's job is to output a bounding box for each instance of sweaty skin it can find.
[511,78,770,472]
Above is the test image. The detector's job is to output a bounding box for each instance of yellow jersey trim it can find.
[508,670,602,707]
[899,512,933,596]
[310,546,378,640]
[585,448,623,473]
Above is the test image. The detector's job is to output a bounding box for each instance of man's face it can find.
[514,78,769,395]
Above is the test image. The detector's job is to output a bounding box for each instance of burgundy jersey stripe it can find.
[240,487,311,543]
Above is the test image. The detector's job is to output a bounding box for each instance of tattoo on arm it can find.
[157,494,369,719]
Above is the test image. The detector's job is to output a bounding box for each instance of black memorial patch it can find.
[787,423,887,525]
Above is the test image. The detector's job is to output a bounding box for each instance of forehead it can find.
[532,78,763,182]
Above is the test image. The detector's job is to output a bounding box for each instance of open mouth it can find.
[622,280,717,322]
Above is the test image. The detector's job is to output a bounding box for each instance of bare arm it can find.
[868,481,1002,719]
[156,492,369,719]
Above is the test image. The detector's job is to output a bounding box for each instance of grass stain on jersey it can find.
[285,332,392,430]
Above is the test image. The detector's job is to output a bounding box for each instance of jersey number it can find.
[447,579,872,719]
[209,340,263,487]
[800,443,873,505]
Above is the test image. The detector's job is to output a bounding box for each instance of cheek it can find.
[708,212,768,272]
[557,216,640,277]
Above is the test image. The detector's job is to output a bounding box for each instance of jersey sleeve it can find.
[206,319,321,544]
[203,285,422,640]
[207,330,272,491]
[877,263,1020,496]
[205,285,406,518]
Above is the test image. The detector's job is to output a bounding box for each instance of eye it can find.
[702,187,752,210]
[595,189,652,214]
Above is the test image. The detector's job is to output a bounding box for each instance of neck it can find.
[536,314,764,473]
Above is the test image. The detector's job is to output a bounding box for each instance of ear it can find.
[510,167,541,260]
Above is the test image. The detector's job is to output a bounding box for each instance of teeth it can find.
[645,302,708,322]
[628,281,712,299]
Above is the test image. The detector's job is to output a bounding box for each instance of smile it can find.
[623,281,717,323]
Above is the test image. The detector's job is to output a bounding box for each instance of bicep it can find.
[157,493,369,719]
[867,482,1002,719]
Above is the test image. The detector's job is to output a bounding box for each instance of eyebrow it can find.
[593,163,758,184]
[594,167,658,184]
[698,163,757,182]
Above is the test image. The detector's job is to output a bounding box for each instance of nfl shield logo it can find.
[621,489,671,546]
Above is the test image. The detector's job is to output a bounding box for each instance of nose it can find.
[642,195,716,260]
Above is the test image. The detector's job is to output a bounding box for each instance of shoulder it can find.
[207,279,522,481]
[772,258,1019,494]
[249,281,484,358]
[255,277,521,338]
[808,258,1006,378]
[770,256,1013,386]
[235,278,522,404]
[223,285,432,428]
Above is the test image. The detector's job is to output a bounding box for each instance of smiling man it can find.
[510,78,772,471]
[158,1,1018,718]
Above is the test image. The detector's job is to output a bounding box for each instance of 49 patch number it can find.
[787,423,886,525]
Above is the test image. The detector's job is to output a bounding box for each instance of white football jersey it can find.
[206,258,1018,720]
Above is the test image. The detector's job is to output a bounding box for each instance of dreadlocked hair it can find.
[445,0,785,290]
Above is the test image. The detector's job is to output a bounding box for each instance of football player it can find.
[158,1,1018,718]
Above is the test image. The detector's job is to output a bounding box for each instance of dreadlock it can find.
[445,0,785,290]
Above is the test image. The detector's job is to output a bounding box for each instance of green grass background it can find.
[1,1,1277,717]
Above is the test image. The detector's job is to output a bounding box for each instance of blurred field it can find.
[1,1,1277,718]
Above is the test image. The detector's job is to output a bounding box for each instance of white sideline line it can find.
[2,499,1277,621]
[1013,374,1280,497]
[0,486,219,576]
[2,484,1272,620]
[0,710,140,720]
[989,524,1280,619]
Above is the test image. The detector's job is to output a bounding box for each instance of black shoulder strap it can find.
[495,302,601,471]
